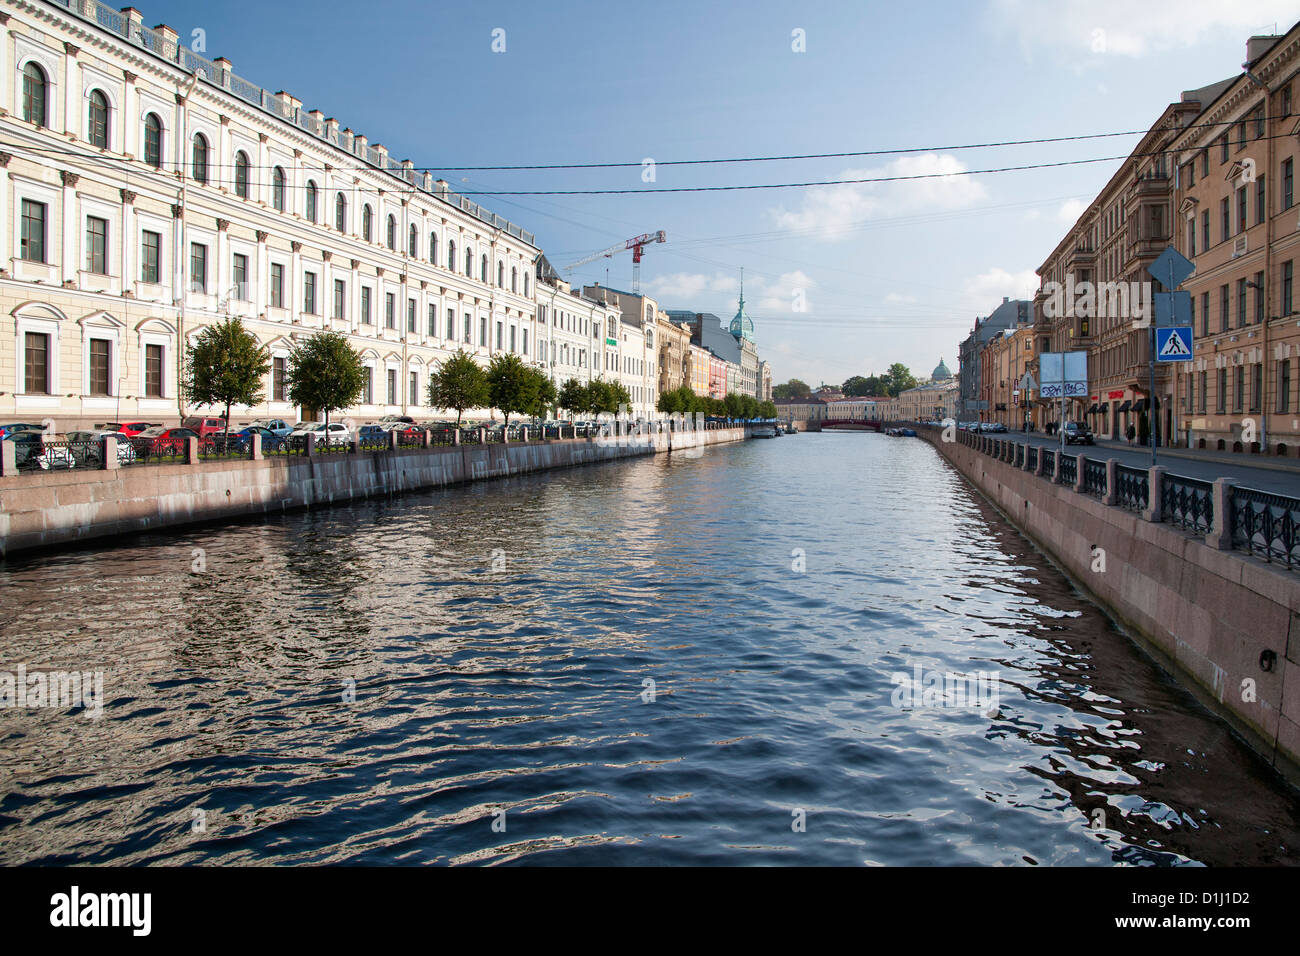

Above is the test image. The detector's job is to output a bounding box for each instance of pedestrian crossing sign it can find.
[1156,326,1193,361]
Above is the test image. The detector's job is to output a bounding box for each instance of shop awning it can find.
[1086,403,1098,413]
[1116,400,1132,413]
[1133,399,1147,413]
[1099,402,1109,412]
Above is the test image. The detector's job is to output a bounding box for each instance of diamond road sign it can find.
[1156,326,1193,361]
[1153,290,1193,327]
[1148,245,1195,290]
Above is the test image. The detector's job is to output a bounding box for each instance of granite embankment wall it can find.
[920,429,1300,782]
[0,427,746,558]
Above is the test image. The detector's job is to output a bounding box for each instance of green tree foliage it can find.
[844,374,887,397]
[558,378,588,417]
[486,353,536,426]
[758,400,777,419]
[285,331,364,427]
[883,363,918,397]
[526,369,557,421]
[182,318,271,435]
[427,349,489,425]
[772,378,812,400]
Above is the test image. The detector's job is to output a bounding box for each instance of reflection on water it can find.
[0,434,1296,865]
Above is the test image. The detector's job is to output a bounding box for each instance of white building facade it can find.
[0,0,540,430]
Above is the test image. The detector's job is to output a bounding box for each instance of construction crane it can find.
[563,230,666,293]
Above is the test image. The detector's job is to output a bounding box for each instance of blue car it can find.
[218,426,287,452]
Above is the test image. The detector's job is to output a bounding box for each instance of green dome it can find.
[932,358,952,381]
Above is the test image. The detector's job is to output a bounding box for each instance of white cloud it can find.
[768,153,989,241]
[1057,198,1088,224]
[962,267,1040,313]
[885,292,917,304]
[988,0,1297,59]
[642,271,736,302]
[645,269,815,315]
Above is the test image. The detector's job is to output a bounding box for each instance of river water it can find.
[0,432,1297,865]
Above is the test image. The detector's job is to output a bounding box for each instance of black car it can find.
[1062,421,1094,445]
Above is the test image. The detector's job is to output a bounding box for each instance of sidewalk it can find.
[1089,436,1300,475]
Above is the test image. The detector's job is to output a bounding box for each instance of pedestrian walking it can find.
[1127,422,1136,446]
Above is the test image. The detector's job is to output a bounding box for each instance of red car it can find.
[133,426,202,455]
[181,416,230,439]
[117,421,160,438]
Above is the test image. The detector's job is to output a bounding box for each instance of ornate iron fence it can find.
[1041,448,1055,478]
[1231,486,1300,570]
[1013,443,1025,468]
[1161,473,1214,535]
[358,433,390,453]
[1081,457,1107,497]
[1058,453,1078,486]
[130,437,188,466]
[1026,446,1038,471]
[1115,465,1148,512]
[315,436,353,455]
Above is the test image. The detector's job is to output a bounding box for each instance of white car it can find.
[288,422,352,444]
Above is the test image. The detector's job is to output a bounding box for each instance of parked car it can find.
[380,415,415,425]
[181,416,230,439]
[0,422,46,439]
[1062,421,1095,445]
[287,421,352,448]
[356,424,389,445]
[117,422,159,438]
[246,418,293,439]
[217,426,286,453]
[65,429,137,465]
[5,430,76,469]
[132,426,200,456]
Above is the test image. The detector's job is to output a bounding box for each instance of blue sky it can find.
[150,0,1298,386]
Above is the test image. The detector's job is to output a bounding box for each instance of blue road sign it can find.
[1148,245,1195,290]
[1153,291,1192,326]
[1156,326,1194,361]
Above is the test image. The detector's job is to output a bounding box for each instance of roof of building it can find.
[932,358,952,381]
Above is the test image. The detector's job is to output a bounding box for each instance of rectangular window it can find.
[362,367,372,404]
[428,304,436,337]
[190,242,207,293]
[1255,271,1265,324]
[446,308,455,340]
[1220,284,1230,331]
[145,343,163,397]
[1257,175,1266,224]
[273,356,287,402]
[1220,197,1230,242]
[1216,368,1227,413]
[230,253,248,300]
[23,332,49,394]
[1187,218,1196,256]
[510,326,516,353]
[1285,260,1294,315]
[1280,359,1292,413]
[1285,158,1295,210]
[1238,278,1248,328]
[522,329,528,356]
[20,199,46,262]
[361,286,372,324]
[495,322,503,350]
[1237,186,1247,234]
[333,279,346,319]
[1199,370,1207,413]
[464,312,471,343]
[387,368,397,406]
[1220,135,1229,163]
[407,298,416,334]
[1186,370,1194,413]
[141,230,161,284]
[385,292,395,329]
[1251,362,1262,412]
[89,339,110,396]
[409,371,418,406]
[270,263,284,308]
[1185,161,1195,188]
[303,271,317,314]
[480,316,487,346]
[85,216,108,275]
[1234,366,1244,413]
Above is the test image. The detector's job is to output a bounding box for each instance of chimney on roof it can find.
[1246,35,1280,65]
[1003,296,1009,304]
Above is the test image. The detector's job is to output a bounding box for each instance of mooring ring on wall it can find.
[1260,649,1277,673]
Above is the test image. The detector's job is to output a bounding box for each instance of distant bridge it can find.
[820,419,884,432]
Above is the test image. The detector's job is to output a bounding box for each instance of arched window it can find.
[22,63,47,127]
[191,133,208,184]
[524,273,530,297]
[143,113,162,168]
[335,193,347,231]
[305,180,318,222]
[87,89,109,148]
[481,254,488,283]
[511,267,518,293]
[497,261,504,288]
[429,233,438,264]
[362,204,373,241]
[465,247,473,277]
[272,167,286,211]
[386,214,396,250]
[409,224,418,257]
[448,239,456,270]
[234,151,250,198]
